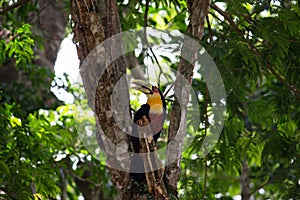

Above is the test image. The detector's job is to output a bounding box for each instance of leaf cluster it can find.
[0,23,35,65]
[0,103,69,199]
[0,100,116,199]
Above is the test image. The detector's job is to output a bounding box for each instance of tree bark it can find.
[164,0,211,198]
[71,0,131,198]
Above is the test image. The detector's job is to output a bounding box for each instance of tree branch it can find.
[201,86,209,199]
[210,3,300,99]
[241,160,251,200]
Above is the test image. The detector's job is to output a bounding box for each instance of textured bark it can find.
[164,0,211,198]
[137,126,169,199]
[186,0,211,40]
[71,0,131,198]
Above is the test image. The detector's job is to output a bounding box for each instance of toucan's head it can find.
[132,81,165,109]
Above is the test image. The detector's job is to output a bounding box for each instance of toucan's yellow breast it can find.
[147,93,163,114]
[149,104,163,114]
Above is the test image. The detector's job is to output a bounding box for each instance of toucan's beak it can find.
[131,80,153,94]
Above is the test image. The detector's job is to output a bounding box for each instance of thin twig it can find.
[37,1,67,41]
[144,0,149,29]
[206,16,213,44]
[0,0,31,15]
[143,0,165,86]
[55,156,103,187]
[25,1,50,24]
[163,56,198,98]
[163,8,187,28]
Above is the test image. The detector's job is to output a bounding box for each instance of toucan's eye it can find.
[152,86,159,93]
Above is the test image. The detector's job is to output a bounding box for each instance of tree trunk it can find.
[32,0,68,72]
[32,0,68,108]
[71,0,132,199]
[241,160,251,200]
[164,0,211,198]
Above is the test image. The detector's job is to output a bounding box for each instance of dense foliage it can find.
[194,1,300,199]
[0,0,299,199]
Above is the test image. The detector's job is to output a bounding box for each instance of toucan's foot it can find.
[136,119,143,126]
[136,115,150,126]
[142,115,149,126]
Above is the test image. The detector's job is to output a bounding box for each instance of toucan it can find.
[130,82,166,182]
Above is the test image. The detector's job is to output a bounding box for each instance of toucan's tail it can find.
[130,154,146,182]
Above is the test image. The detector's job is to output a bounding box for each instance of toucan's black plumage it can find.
[130,84,166,182]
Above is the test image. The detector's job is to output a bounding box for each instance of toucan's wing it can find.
[133,104,150,122]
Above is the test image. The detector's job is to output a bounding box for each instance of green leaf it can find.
[0,161,10,175]
[33,193,44,200]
